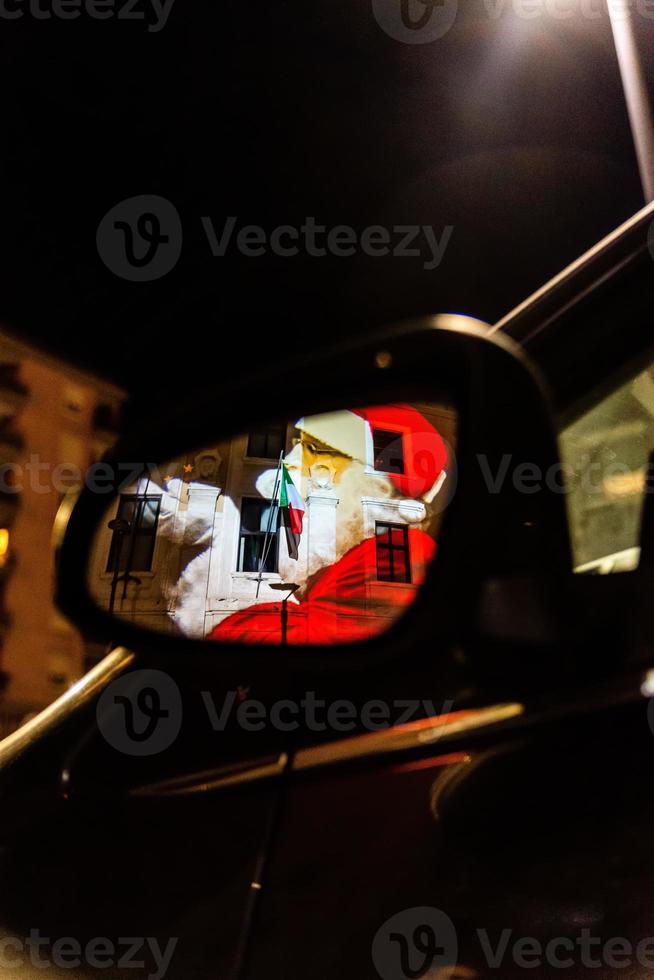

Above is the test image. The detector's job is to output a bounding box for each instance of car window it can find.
[560,355,654,573]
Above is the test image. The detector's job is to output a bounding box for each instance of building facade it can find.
[0,331,125,731]
[90,403,456,645]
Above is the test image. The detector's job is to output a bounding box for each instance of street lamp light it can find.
[269,582,300,645]
[607,2,654,201]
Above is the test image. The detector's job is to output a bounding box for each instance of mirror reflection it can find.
[88,403,457,644]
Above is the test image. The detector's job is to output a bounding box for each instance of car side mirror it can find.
[55,315,573,680]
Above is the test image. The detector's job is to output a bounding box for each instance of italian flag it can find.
[279,462,305,560]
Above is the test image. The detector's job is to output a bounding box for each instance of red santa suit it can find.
[352,405,448,498]
[208,529,436,645]
[209,404,446,645]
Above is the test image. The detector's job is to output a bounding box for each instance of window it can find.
[238,497,279,573]
[375,522,410,583]
[93,402,121,434]
[0,363,27,397]
[372,428,404,474]
[106,495,161,573]
[246,423,286,460]
[560,350,654,572]
[0,528,9,567]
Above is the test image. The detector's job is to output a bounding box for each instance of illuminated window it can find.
[375,522,410,583]
[106,495,161,573]
[238,498,279,573]
[372,428,404,474]
[246,424,285,460]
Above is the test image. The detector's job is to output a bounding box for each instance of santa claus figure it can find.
[209,403,452,645]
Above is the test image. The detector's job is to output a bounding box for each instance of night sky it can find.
[1,0,651,407]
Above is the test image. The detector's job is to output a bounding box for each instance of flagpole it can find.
[255,450,284,599]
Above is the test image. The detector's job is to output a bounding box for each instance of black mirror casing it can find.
[55,315,572,685]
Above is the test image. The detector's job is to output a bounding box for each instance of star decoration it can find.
[183,463,194,474]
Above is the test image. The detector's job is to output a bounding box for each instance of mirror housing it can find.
[55,315,572,675]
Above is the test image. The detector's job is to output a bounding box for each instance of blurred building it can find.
[0,331,125,734]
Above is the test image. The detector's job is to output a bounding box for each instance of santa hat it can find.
[297,403,448,500]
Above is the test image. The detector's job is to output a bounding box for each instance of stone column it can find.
[306,488,339,579]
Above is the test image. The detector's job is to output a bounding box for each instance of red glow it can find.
[209,529,436,644]
[353,404,448,497]
[210,402,446,645]
[391,752,471,774]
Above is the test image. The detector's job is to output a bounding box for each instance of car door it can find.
[241,680,654,980]
[41,311,651,980]
[0,649,293,980]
